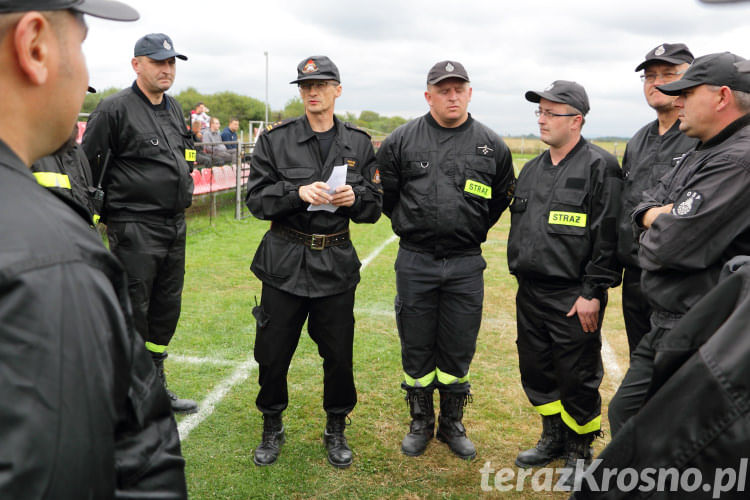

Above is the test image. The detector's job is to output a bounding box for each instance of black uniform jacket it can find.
[377,113,515,258]
[572,262,750,499]
[617,120,698,269]
[246,115,382,297]
[632,114,750,315]
[508,138,623,300]
[83,82,194,218]
[0,140,186,499]
[31,143,97,223]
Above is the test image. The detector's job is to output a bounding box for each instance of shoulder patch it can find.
[672,190,703,217]
[344,122,371,138]
[264,118,295,133]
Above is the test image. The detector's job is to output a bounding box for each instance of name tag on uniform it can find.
[548,211,586,227]
[465,180,492,199]
[185,149,197,162]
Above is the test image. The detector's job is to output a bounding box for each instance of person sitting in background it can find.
[191,101,210,129]
[191,121,211,167]
[202,117,235,165]
[221,118,240,150]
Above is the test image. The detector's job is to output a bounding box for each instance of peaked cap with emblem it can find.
[134,33,187,61]
[427,60,470,85]
[0,0,139,20]
[635,43,694,72]
[525,80,590,116]
[290,56,340,84]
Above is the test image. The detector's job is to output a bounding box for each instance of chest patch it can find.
[548,211,587,228]
[465,180,492,199]
[476,144,494,156]
[672,190,703,217]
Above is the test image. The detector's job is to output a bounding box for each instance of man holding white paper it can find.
[246,55,382,469]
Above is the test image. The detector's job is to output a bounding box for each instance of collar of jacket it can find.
[131,80,169,111]
[545,135,587,167]
[0,138,35,175]
[424,111,474,133]
[295,114,351,150]
[698,113,750,151]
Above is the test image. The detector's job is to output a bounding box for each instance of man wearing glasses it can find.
[508,81,621,485]
[246,55,382,468]
[616,43,697,357]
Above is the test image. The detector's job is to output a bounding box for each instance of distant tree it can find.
[281,97,304,119]
[81,87,121,116]
[358,110,380,123]
[174,88,266,133]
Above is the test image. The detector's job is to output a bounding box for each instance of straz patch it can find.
[185,149,197,162]
[548,211,587,227]
[465,180,492,199]
[673,190,703,217]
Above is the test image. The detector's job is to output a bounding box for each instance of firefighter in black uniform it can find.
[377,61,515,460]
[0,1,187,498]
[507,81,622,483]
[609,52,750,436]
[617,43,698,355]
[246,55,382,468]
[83,33,198,414]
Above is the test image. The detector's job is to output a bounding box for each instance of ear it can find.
[467,86,473,103]
[131,57,139,73]
[334,84,342,98]
[14,12,52,86]
[424,90,432,107]
[716,86,733,112]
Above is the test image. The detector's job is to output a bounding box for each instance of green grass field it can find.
[167,198,631,499]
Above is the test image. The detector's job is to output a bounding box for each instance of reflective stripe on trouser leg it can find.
[403,369,436,388]
[533,400,601,434]
[145,342,167,354]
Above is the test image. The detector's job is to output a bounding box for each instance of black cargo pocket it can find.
[403,151,431,179]
[346,167,363,184]
[279,165,316,183]
[252,304,270,330]
[547,189,587,236]
[509,196,528,213]
[136,132,166,157]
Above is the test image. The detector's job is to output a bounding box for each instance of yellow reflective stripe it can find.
[403,370,436,388]
[145,341,167,354]
[33,172,71,189]
[435,367,469,385]
[548,211,587,227]
[464,179,492,199]
[92,214,101,225]
[561,410,601,434]
[535,400,563,416]
[185,149,197,161]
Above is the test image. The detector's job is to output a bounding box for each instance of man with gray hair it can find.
[616,43,698,355]
[609,52,750,436]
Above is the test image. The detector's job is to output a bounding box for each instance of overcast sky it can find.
[83,0,749,137]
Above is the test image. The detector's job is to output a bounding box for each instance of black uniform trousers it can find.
[608,323,670,437]
[253,283,357,416]
[516,278,605,434]
[394,247,485,394]
[622,267,652,355]
[107,214,186,350]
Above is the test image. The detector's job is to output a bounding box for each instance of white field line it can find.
[177,233,398,442]
[601,337,624,386]
[178,358,258,441]
[170,354,240,367]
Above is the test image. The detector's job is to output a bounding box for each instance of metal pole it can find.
[264,51,269,125]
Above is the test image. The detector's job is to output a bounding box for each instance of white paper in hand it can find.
[307,164,347,212]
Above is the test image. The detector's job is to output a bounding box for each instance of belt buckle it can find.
[310,234,326,250]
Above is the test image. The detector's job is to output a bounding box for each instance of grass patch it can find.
[170,199,630,499]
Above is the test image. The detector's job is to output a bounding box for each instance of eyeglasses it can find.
[298,81,336,91]
[640,70,686,83]
[535,109,579,118]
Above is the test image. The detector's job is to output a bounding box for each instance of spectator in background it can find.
[191,101,210,129]
[222,118,240,150]
[191,121,211,168]
[203,117,235,165]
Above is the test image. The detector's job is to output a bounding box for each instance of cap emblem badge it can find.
[303,59,318,73]
[163,40,172,50]
[445,63,455,72]
[654,45,665,56]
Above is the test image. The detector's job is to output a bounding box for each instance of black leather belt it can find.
[271,223,349,250]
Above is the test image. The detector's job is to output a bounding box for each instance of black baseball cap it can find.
[0,0,139,21]
[134,33,187,61]
[426,60,470,85]
[657,52,750,95]
[290,56,340,84]
[635,43,694,72]
[525,80,590,116]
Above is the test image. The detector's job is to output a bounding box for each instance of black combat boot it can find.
[253,414,285,466]
[152,351,198,414]
[401,387,435,456]
[560,429,595,489]
[514,414,566,468]
[436,391,476,460]
[323,413,353,468]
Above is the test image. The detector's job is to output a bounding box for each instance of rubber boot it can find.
[560,429,595,489]
[152,351,198,414]
[253,414,285,466]
[401,387,435,456]
[436,391,476,460]
[324,413,353,468]
[514,414,566,468]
